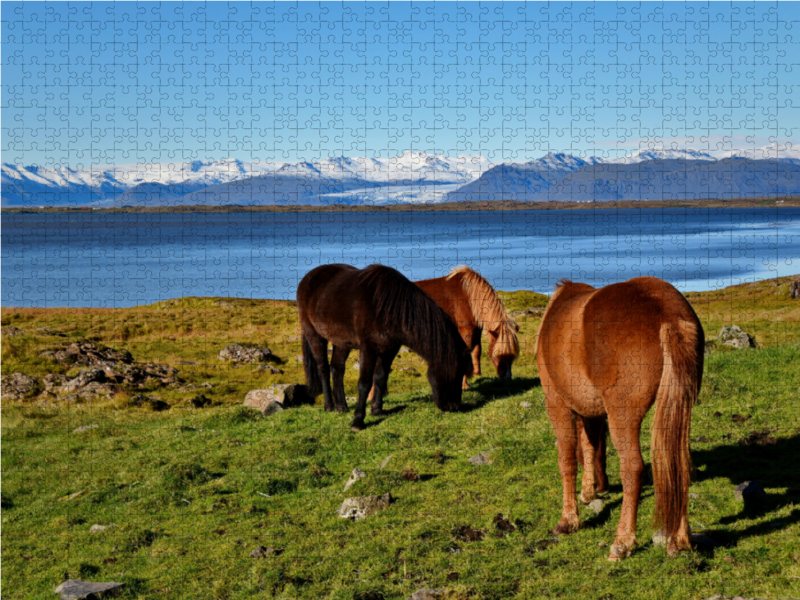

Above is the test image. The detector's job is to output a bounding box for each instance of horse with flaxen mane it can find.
[368,265,519,404]
[297,264,473,431]
[536,277,704,561]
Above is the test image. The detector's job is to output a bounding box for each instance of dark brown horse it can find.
[297,264,473,431]
[536,277,704,560]
[367,265,520,403]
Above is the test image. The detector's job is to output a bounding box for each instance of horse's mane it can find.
[446,265,520,359]
[357,264,465,378]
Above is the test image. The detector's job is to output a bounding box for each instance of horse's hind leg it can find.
[466,342,481,389]
[578,416,607,505]
[351,346,377,431]
[305,331,334,412]
[606,415,644,561]
[546,397,581,535]
[330,345,351,412]
[371,347,399,416]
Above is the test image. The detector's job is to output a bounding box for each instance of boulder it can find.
[41,342,133,366]
[337,493,392,520]
[718,326,756,349]
[54,579,124,600]
[790,280,800,299]
[244,384,312,415]
[587,499,604,514]
[218,343,275,364]
[0,373,40,401]
[60,369,106,394]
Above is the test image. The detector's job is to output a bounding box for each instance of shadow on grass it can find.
[459,377,541,413]
[691,433,800,546]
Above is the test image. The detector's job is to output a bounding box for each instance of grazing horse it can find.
[297,264,473,431]
[367,265,520,402]
[536,277,704,561]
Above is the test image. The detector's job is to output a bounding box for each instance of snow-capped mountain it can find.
[608,148,717,164]
[3,147,799,207]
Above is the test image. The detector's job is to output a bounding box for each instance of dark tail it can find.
[651,319,704,555]
[302,335,322,398]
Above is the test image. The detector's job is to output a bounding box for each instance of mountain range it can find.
[3,146,799,207]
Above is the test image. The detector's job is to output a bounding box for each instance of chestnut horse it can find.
[536,277,704,560]
[297,264,473,431]
[367,265,520,403]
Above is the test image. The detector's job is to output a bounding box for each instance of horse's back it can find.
[415,274,475,336]
[537,277,700,412]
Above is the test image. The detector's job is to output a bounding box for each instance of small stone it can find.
[353,360,361,371]
[343,468,366,492]
[468,451,492,465]
[337,493,392,520]
[244,384,311,415]
[257,364,283,374]
[652,529,667,546]
[520,401,532,409]
[249,546,277,558]
[399,347,411,353]
[402,467,419,482]
[689,493,699,499]
[218,343,275,364]
[597,541,608,548]
[587,499,604,514]
[407,590,447,600]
[200,382,213,389]
[89,524,115,533]
[54,579,124,600]
[379,455,393,469]
[73,424,98,434]
[734,480,766,503]
[295,355,304,363]
[718,325,756,349]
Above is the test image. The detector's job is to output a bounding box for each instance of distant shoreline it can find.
[2,197,799,214]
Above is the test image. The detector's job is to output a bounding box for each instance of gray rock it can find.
[2,326,24,337]
[257,364,283,374]
[379,455,393,469]
[790,280,800,299]
[89,524,115,532]
[407,590,447,600]
[399,347,411,353]
[587,499,604,514]
[468,451,493,465]
[295,355,304,363]
[60,368,106,394]
[54,579,124,600]
[520,401,532,409]
[249,545,277,558]
[343,468,366,492]
[337,492,392,520]
[43,373,68,390]
[218,343,274,363]
[244,384,312,415]
[40,341,133,366]
[73,424,99,434]
[353,360,360,371]
[734,480,766,503]
[689,492,699,499]
[0,372,40,400]
[718,325,756,349]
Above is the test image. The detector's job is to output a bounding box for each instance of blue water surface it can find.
[2,208,798,308]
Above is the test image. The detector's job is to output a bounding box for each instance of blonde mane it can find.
[446,265,520,358]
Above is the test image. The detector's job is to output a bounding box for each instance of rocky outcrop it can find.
[337,493,392,520]
[40,341,133,366]
[218,344,276,364]
[0,373,41,400]
[244,384,312,415]
[718,325,756,349]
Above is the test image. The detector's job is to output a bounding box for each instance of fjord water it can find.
[2,208,798,308]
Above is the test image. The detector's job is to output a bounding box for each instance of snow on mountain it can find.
[609,148,717,164]
[726,142,800,161]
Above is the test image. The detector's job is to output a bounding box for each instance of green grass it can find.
[2,280,800,599]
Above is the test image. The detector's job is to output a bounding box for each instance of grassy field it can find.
[2,276,800,599]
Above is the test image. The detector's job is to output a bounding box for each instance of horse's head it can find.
[429,346,472,412]
[488,321,520,380]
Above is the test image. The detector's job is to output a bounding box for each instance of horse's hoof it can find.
[350,422,365,432]
[553,516,580,535]
[580,490,597,505]
[371,409,385,417]
[336,406,350,413]
[324,405,336,413]
[608,541,634,561]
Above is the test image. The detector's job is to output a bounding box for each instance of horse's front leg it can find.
[330,345,351,412]
[351,346,377,431]
[371,347,399,416]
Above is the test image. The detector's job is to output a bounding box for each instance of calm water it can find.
[2,208,799,308]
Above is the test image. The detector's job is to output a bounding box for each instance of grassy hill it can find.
[2,276,799,599]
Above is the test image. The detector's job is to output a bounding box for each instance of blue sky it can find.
[2,1,798,168]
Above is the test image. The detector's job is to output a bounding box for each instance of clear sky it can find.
[2,1,798,168]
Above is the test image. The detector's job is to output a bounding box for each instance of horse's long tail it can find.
[651,318,704,555]
[302,334,322,398]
